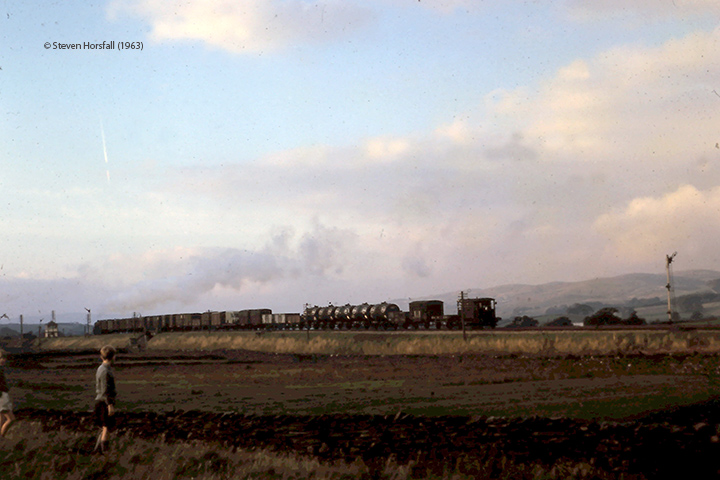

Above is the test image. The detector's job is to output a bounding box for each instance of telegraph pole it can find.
[85,308,91,335]
[458,291,467,341]
[666,252,677,324]
[304,303,311,342]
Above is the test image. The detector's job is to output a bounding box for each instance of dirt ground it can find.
[7,349,720,478]
[8,349,720,418]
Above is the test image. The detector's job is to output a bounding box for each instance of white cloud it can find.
[83,24,720,302]
[435,117,476,144]
[109,0,374,53]
[489,27,720,162]
[12,4,720,318]
[158,23,720,291]
[364,137,412,161]
[567,0,720,20]
[594,185,720,264]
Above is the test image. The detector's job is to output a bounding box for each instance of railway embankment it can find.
[26,328,720,356]
[29,333,144,353]
[136,329,720,356]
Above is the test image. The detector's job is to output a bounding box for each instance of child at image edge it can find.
[94,345,117,453]
[0,349,15,436]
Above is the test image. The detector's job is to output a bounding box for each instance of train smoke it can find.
[99,223,356,315]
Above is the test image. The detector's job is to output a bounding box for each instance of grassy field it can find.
[141,328,720,356]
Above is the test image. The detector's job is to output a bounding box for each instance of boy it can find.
[0,349,15,436]
[94,345,117,453]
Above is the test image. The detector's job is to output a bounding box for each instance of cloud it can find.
[98,23,720,297]
[594,185,720,265]
[489,27,720,164]
[109,0,374,53]
[365,137,412,162]
[13,8,720,319]
[162,20,720,290]
[566,0,720,20]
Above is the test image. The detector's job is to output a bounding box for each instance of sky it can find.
[1,0,720,321]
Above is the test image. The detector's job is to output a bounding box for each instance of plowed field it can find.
[7,349,720,478]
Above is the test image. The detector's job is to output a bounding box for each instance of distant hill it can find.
[0,326,19,338]
[401,270,720,325]
[0,322,88,337]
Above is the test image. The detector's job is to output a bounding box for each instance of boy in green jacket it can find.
[94,345,117,453]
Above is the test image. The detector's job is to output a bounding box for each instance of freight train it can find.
[93,309,277,335]
[93,296,497,334]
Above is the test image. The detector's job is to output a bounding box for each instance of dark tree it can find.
[622,311,647,325]
[546,316,573,327]
[584,307,621,327]
[509,316,539,328]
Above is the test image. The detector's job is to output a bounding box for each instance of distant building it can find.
[44,320,59,338]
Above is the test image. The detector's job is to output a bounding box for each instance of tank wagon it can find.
[301,302,402,330]
[93,296,498,334]
[299,297,497,330]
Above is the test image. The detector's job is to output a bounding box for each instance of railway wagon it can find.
[352,304,373,326]
[143,315,162,333]
[235,309,272,328]
[116,318,130,332]
[161,314,174,331]
[261,313,301,328]
[457,297,497,329]
[131,316,145,332]
[203,311,241,328]
[93,319,110,335]
[303,297,497,330]
[171,313,202,331]
[409,300,445,329]
[301,302,401,329]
